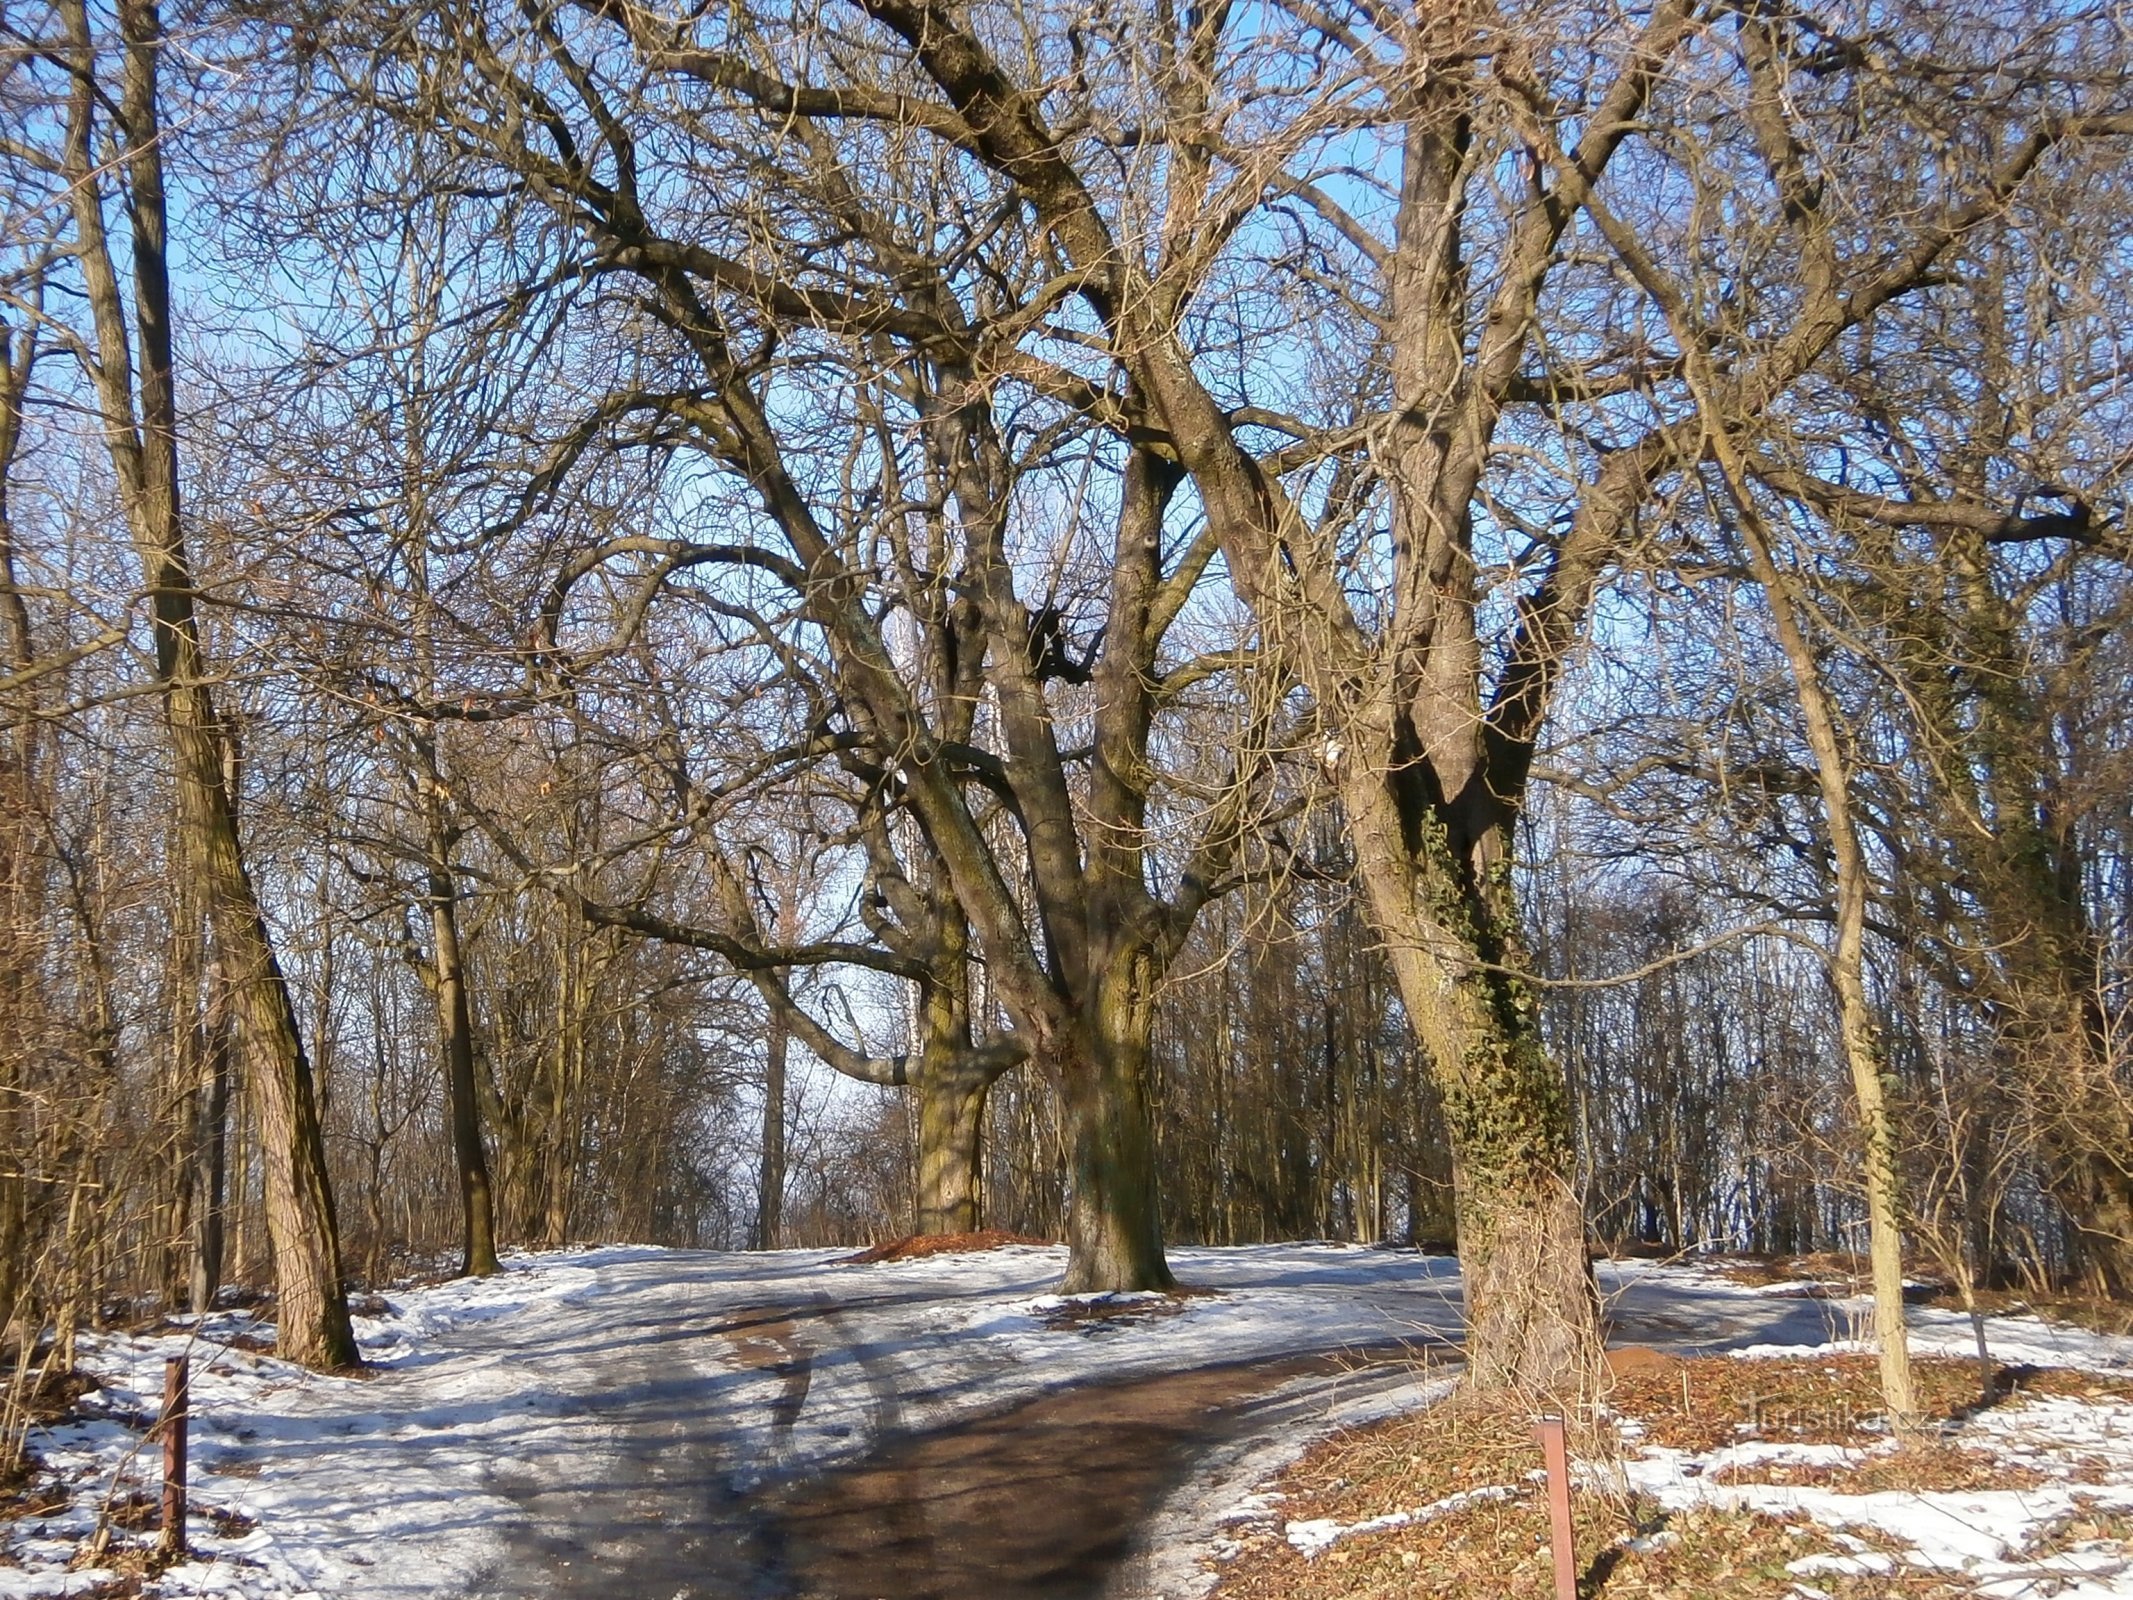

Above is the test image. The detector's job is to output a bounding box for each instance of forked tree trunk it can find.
[1348,792,1597,1397]
[62,0,355,1369]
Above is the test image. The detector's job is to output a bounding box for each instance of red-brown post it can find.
[1535,1414,1577,1600]
[159,1354,189,1556]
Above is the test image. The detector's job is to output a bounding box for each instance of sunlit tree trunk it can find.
[423,779,500,1278]
[1700,405,1921,1438]
[61,0,354,1368]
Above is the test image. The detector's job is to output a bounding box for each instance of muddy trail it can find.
[474,1289,1433,1600]
[765,1355,1339,1600]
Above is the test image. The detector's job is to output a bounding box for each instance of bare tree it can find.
[39,0,356,1366]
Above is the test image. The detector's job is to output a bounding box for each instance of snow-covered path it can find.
[22,1244,2133,1599]
[143,1244,1471,1598]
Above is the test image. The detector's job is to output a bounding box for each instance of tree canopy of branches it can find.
[0,0,2129,1428]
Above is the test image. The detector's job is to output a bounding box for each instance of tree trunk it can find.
[2073,1168,2133,1299]
[214,867,357,1366]
[1,283,44,1359]
[1699,391,1921,1437]
[427,853,500,1278]
[915,1065,993,1236]
[188,1000,230,1315]
[756,995,788,1250]
[61,0,355,1370]
[165,997,197,1310]
[1349,808,1597,1395]
[2048,1114,2133,1299]
[1059,949,1173,1294]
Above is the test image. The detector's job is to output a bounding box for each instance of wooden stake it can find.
[159,1355,189,1557]
[1535,1414,1577,1600]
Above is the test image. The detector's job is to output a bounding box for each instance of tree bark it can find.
[1938,539,2133,1298]
[1058,945,1173,1293]
[1344,782,1596,1394]
[426,828,500,1279]
[1698,393,1921,1438]
[756,992,787,1251]
[915,1063,993,1237]
[0,301,40,1351]
[62,0,355,1368]
[188,995,231,1316]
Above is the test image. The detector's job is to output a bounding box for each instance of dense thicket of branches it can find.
[3,0,2131,1423]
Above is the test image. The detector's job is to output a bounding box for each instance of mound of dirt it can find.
[837,1229,1052,1265]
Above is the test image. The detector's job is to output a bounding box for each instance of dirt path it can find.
[767,1354,1353,1600]
[200,1245,2004,1599]
[470,1281,1435,1600]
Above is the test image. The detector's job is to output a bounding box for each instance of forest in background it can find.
[3,0,2132,1440]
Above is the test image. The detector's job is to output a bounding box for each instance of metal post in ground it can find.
[159,1354,189,1558]
[1534,1413,1577,1600]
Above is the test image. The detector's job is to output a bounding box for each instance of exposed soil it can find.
[836,1230,1053,1265]
[768,1355,1335,1599]
[481,1293,1422,1600]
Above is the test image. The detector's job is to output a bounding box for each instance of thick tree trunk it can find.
[1330,760,1597,1397]
[2067,1156,2133,1299]
[1936,538,2133,1301]
[756,998,788,1250]
[915,1064,993,1236]
[2034,1030,2133,1296]
[1382,929,1594,1389]
[1059,950,1173,1294]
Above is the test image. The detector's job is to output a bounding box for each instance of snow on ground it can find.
[1185,1258,2133,1600]
[1612,1389,2133,1596]
[5,1245,2132,1598]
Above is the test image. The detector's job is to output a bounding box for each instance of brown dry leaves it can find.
[1208,1354,2109,1600]
[834,1228,1051,1264]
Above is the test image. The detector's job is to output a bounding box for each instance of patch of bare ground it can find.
[1031,1285,1225,1333]
[6,1364,101,1428]
[1606,1353,1999,1453]
[0,1460,68,1523]
[1207,1354,2108,1600]
[1691,1254,2133,1336]
[1696,1250,1875,1293]
[1,1368,101,1524]
[836,1228,1052,1264]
